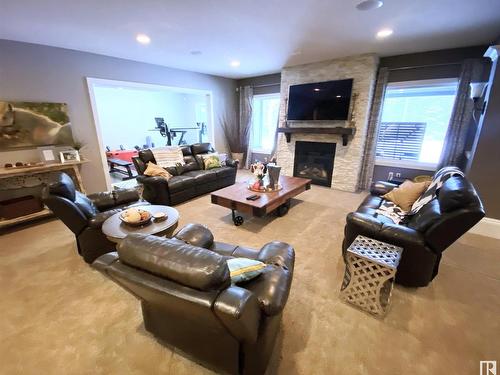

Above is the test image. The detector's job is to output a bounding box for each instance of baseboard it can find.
[468,217,500,239]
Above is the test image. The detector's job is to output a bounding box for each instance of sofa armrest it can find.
[92,251,119,272]
[370,181,398,196]
[88,209,121,229]
[113,188,140,206]
[136,175,171,205]
[214,286,261,343]
[258,241,295,271]
[87,192,115,211]
[225,158,239,168]
[346,212,425,248]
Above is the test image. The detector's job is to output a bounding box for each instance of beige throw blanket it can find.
[151,146,185,168]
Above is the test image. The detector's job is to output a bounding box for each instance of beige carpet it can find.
[1,180,499,375]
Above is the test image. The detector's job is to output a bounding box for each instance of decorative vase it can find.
[267,164,281,190]
[231,152,244,169]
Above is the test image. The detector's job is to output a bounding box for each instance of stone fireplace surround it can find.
[276,54,378,192]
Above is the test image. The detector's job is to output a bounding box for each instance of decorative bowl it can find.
[153,212,168,221]
[119,208,152,226]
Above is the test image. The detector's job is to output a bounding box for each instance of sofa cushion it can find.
[215,166,236,179]
[167,175,196,193]
[407,198,441,232]
[48,172,76,201]
[182,156,200,172]
[117,234,231,291]
[191,143,213,155]
[359,195,383,210]
[184,169,218,184]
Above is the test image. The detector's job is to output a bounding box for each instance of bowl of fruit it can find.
[119,208,152,227]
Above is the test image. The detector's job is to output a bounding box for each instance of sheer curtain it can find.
[239,86,253,169]
[438,58,489,169]
[358,67,389,190]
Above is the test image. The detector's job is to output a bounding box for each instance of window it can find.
[251,93,280,153]
[375,79,458,169]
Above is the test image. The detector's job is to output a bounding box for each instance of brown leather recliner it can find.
[42,172,144,263]
[343,170,485,287]
[92,224,294,375]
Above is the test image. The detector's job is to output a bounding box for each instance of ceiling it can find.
[1,0,499,79]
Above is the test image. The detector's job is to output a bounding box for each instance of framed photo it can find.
[37,146,57,163]
[59,150,80,163]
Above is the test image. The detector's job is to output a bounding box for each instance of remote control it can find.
[246,194,260,201]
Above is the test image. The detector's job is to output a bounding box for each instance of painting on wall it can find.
[0,101,74,149]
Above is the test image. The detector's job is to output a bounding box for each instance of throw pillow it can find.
[226,258,266,284]
[151,146,185,168]
[144,162,172,181]
[382,179,431,212]
[202,153,222,170]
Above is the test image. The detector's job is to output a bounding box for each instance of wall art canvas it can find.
[0,101,74,149]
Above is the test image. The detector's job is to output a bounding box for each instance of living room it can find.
[0,1,499,374]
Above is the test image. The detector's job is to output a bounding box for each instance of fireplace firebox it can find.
[293,141,336,187]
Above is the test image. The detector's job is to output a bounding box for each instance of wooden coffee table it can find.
[102,205,179,243]
[211,176,311,226]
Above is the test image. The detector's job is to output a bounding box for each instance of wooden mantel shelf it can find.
[277,127,356,146]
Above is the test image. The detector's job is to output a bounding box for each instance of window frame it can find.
[375,78,458,170]
[250,93,281,154]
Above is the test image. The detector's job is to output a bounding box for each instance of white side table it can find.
[340,235,403,317]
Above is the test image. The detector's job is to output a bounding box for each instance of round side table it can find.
[102,205,179,243]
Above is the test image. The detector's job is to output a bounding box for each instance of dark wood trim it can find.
[277,127,355,146]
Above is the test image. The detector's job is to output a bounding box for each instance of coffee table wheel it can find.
[232,210,244,226]
[277,200,291,217]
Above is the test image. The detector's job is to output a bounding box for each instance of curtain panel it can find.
[438,58,489,170]
[239,86,253,169]
[358,67,389,191]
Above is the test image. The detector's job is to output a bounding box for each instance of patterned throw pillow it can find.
[202,153,222,170]
[151,146,185,168]
[144,162,172,181]
[226,258,266,284]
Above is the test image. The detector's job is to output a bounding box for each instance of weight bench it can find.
[107,158,135,180]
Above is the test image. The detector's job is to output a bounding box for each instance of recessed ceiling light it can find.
[230,60,241,67]
[356,0,383,11]
[376,28,393,38]
[190,50,202,56]
[136,33,151,45]
[336,95,342,98]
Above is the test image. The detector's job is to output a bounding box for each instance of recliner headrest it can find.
[174,223,214,248]
[191,143,213,155]
[117,234,230,291]
[47,173,76,201]
[438,176,482,213]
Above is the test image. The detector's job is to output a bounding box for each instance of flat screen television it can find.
[287,79,353,121]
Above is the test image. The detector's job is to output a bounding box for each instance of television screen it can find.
[287,79,353,121]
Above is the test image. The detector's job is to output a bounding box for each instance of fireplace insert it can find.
[293,141,336,187]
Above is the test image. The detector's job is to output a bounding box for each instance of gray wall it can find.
[468,47,500,220]
[0,39,237,193]
[372,165,434,183]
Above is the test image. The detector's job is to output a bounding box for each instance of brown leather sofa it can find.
[92,224,294,375]
[132,143,238,205]
[343,171,484,287]
[42,172,144,263]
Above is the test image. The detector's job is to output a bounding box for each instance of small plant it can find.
[71,139,85,151]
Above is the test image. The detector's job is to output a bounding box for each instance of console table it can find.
[0,160,87,229]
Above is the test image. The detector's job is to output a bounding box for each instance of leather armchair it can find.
[92,224,294,375]
[343,172,485,287]
[42,172,144,263]
[132,143,238,206]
